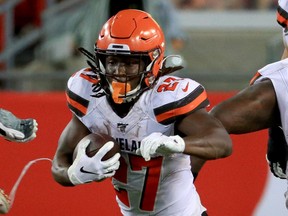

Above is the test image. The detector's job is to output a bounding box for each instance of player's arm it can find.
[179,108,232,181]
[210,79,287,178]
[52,114,120,186]
[51,115,90,186]
[190,79,277,178]
[210,79,278,134]
[137,108,232,161]
[137,78,232,161]
[178,108,232,159]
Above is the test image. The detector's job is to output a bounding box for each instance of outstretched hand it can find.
[0,109,38,143]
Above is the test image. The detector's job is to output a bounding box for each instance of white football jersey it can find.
[66,68,209,215]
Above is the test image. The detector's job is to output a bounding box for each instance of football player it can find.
[209,0,288,208]
[51,9,232,216]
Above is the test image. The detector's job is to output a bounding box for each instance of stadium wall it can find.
[0,92,286,216]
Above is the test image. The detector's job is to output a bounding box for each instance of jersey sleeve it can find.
[249,71,261,85]
[277,0,288,28]
[65,68,99,117]
[151,76,210,125]
[250,58,288,85]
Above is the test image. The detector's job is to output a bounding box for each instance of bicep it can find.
[51,115,90,186]
[177,108,232,159]
[210,80,278,134]
[177,108,225,137]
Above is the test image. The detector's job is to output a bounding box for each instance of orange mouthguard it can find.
[111,82,131,104]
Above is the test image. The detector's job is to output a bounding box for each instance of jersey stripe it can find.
[80,73,99,84]
[277,5,288,28]
[249,71,261,85]
[155,86,209,124]
[66,89,89,117]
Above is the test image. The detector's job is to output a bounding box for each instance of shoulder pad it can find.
[152,76,209,124]
[66,68,99,117]
[251,59,288,85]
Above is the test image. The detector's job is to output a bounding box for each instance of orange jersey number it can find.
[113,155,163,211]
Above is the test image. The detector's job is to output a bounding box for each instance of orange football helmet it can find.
[94,9,165,104]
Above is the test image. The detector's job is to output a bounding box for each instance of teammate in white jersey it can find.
[51,9,232,216]
[209,0,288,209]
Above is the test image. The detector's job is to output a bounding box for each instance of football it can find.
[73,133,120,161]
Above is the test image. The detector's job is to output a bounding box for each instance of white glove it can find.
[68,140,120,185]
[265,155,287,179]
[136,132,185,161]
[0,109,38,142]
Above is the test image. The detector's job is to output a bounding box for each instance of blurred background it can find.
[0,0,283,92]
[0,1,287,216]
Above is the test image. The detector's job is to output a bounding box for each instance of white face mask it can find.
[104,55,146,104]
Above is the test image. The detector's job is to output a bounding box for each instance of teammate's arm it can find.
[188,67,278,179]
[210,79,278,134]
[210,78,287,179]
[204,79,277,180]
[51,115,90,186]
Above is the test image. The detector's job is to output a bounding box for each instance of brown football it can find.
[73,133,120,161]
